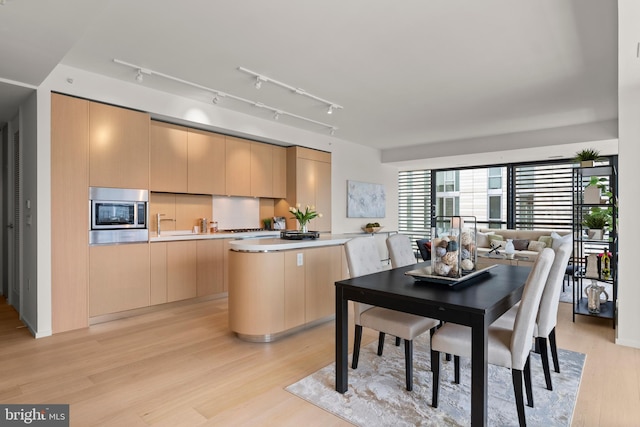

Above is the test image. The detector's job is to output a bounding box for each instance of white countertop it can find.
[150,230,281,242]
[228,234,353,251]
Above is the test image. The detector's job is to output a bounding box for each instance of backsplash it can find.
[212,196,261,229]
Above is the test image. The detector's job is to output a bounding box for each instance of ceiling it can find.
[0,0,617,152]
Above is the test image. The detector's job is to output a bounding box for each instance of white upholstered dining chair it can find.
[490,241,573,390]
[344,236,439,391]
[430,248,555,427]
[386,233,417,268]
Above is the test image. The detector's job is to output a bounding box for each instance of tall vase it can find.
[505,239,515,259]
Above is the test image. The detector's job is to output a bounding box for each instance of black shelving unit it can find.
[572,164,617,327]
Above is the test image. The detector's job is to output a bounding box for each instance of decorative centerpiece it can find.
[431,216,477,278]
[289,204,322,232]
[362,222,383,233]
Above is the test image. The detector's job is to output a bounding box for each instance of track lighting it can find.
[113,59,337,135]
[238,66,343,113]
[330,128,336,136]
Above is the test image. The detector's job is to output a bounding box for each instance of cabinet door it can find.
[196,239,224,297]
[150,121,188,192]
[284,250,305,329]
[188,129,226,195]
[150,242,168,305]
[314,160,332,232]
[225,136,251,196]
[51,93,89,332]
[167,241,197,302]
[305,246,340,322]
[250,142,273,197]
[89,244,150,316]
[89,102,149,189]
[272,145,287,199]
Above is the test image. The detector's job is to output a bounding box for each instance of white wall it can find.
[616,0,640,348]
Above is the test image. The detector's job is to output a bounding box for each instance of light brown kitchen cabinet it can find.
[272,145,287,198]
[283,251,305,329]
[304,245,343,321]
[250,141,273,197]
[89,101,149,189]
[150,242,168,305]
[279,146,332,232]
[167,241,197,302]
[150,121,188,193]
[51,93,89,333]
[225,136,251,196]
[89,243,150,317]
[188,129,226,195]
[196,239,224,297]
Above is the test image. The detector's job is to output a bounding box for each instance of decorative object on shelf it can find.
[362,222,383,233]
[574,148,603,167]
[585,254,600,279]
[289,204,322,232]
[504,239,516,259]
[262,218,272,230]
[599,250,612,280]
[585,280,609,313]
[582,207,610,240]
[431,216,477,278]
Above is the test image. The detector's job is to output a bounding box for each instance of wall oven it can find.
[89,187,149,245]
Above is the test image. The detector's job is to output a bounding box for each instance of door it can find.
[5,115,21,312]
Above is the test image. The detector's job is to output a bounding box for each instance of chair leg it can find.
[395,336,401,346]
[511,369,527,427]
[454,355,461,384]
[549,328,560,373]
[524,355,534,408]
[537,336,553,391]
[431,349,441,407]
[352,325,363,369]
[377,332,386,356]
[405,339,413,391]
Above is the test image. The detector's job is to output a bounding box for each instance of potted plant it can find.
[574,148,603,167]
[582,207,610,240]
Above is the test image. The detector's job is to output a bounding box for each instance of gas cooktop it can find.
[219,228,266,233]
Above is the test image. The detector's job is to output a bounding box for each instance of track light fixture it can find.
[113,59,337,136]
[238,66,343,114]
[330,128,336,136]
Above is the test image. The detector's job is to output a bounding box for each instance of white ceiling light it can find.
[238,66,343,114]
[113,59,337,135]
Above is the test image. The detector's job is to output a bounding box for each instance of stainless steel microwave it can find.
[89,187,148,245]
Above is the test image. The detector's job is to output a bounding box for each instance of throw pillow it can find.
[488,234,504,244]
[528,240,547,252]
[538,235,553,248]
[550,231,572,250]
[512,239,530,251]
[476,232,492,248]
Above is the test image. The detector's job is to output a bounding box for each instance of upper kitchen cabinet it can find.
[89,102,150,189]
[150,121,188,193]
[280,147,331,232]
[272,145,287,199]
[225,136,251,196]
[188,129,225,195]
[250,141,273,197]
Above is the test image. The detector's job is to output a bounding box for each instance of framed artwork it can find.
[347,180,386,218]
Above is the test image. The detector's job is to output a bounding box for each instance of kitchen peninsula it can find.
[228,235,351,342]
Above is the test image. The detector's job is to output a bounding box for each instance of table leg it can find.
[335,285,348,393]
[470,320,488,426]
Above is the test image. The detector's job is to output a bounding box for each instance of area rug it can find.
[286,334,585,426]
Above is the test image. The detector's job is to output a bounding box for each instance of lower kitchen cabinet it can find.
[89,243,150,317]
[167,241,197,302]
[196,239,224,297]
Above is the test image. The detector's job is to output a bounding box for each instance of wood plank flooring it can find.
[1,296,637,426]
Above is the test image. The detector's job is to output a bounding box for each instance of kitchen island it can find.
[228,235,351,342]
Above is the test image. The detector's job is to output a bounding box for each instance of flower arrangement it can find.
[289,204,322,232]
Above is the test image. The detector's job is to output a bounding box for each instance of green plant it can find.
[582,207,610,229]
[575,148,603,163]
[289,204,322,229]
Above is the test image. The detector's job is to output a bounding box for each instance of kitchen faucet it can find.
[157,213,175,236]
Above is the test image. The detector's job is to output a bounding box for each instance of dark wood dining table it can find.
[334,262,531,426]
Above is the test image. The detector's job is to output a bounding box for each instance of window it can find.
[488,167,502,190]
[398,170,431,242]
[488,195,501,221]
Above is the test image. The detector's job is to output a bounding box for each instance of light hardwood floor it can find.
[1,296,638,426]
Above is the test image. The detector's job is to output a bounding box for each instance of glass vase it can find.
[299,223,308,233]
